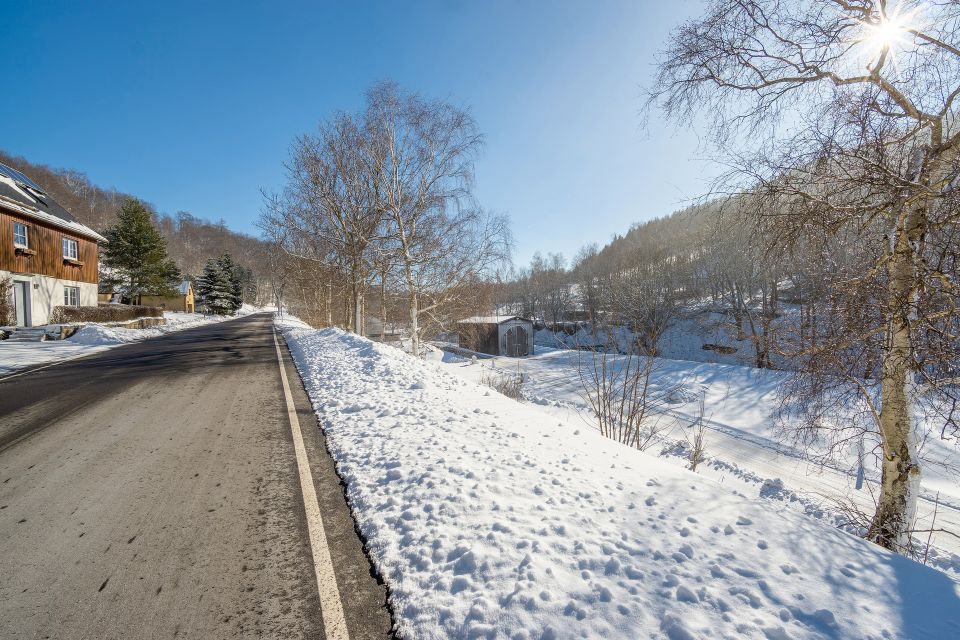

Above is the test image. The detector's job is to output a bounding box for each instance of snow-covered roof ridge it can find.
[457,315,529,324]
[0,174,106,242]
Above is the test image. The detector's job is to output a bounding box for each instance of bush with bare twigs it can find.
[576,325,680,451]
[480,371,524,401]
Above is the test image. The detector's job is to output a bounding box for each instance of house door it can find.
[12,281,30,327]
[504,325,528,357]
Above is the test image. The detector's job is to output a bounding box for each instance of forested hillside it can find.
[502,199,789,363]
[0,150,272,302]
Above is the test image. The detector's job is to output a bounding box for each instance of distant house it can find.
[457,315,534,357]
[140,280,195,313]
[0,162,104,327]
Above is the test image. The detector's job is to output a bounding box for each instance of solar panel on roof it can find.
[0,162,46,195]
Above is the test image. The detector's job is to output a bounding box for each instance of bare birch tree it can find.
[366,82,511,355]
[262,114,385,335]
[649,0,960,552]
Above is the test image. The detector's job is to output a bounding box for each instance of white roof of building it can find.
[457,315,530,325]
[178,280,192,295]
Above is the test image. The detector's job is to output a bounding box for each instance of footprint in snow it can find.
[676,585,698,603]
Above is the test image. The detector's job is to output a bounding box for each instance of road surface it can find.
[0,313,392,639]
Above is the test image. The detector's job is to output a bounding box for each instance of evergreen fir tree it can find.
[102,198,181,303]
[197,253,243,315]
[218,253,244,312]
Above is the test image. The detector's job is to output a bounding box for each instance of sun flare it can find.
[855,3,923,65]
[863,14,910,52]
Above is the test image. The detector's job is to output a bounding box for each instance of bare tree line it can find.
[501,201,793,367]
[260,81,512,355]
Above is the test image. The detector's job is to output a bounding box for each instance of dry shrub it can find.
[0,277,12,325]
[481,371,524,401]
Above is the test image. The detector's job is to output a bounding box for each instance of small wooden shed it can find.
[456,315,534,357]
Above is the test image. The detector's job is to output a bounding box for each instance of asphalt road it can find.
[0,313,392,639]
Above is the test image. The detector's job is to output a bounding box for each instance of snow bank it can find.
[279,320,960,640]
[69,311,227,346]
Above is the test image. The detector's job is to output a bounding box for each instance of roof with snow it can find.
[178,280,192,295]
[457,315,531,325]
[0,164,105,242]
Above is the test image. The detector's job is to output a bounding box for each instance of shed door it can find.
[504,325,529,357]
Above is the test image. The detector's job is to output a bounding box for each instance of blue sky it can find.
[0,0,714,266]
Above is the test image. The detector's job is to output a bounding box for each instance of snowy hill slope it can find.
[279,320,960,639]
[428,347,960,576]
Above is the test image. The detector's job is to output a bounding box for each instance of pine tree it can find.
[102,198,181,303]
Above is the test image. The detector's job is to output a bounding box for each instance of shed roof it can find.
[178,280,192,295]
[457,315,531,325]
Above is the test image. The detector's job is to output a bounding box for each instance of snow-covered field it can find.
[278,317,960,639]
[0,311,237,376]
[429,347,960,576]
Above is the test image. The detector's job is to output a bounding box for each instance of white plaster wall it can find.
[1,269,97,326]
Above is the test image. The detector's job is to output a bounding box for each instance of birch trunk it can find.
[355,290,364,337]
[325,282,332,327]
[380,284,387,342]
[871,209,922,552]
[403,243,419,356]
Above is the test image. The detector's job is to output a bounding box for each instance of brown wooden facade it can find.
[0,206,98,283]
[458,322,500,354]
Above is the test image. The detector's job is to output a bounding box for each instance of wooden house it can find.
[1,163,104,327]
[140,280,195,313]
[456,315,534,357]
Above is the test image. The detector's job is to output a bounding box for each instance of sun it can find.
[862,13,910,53]
[855,3,922,65]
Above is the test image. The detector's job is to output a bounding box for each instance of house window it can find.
[62,237,78,260]
[13,222,28,248]
[64,286,80,307]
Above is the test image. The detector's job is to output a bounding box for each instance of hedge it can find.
[50,304,164,324]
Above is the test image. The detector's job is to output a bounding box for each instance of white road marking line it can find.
[272,329,351,640]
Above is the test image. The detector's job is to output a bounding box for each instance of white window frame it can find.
[64,286,80,307]
[62,237,78,260]
[13,222,28,248]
